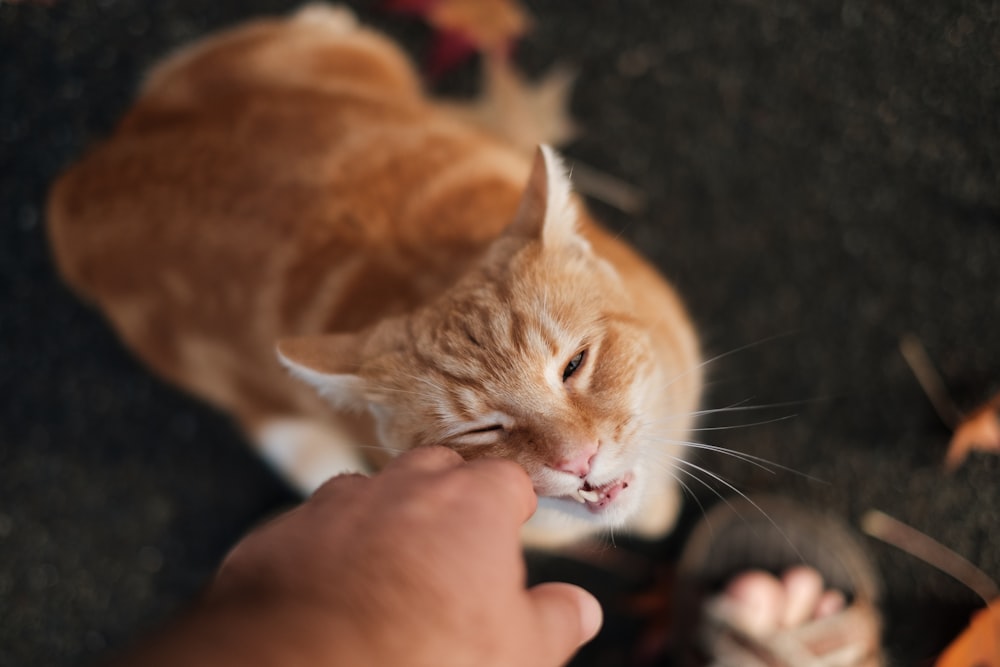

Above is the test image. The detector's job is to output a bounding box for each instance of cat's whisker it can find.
[632,410,796,439]
[659,465,708,522]
[648,451,739,494]
[647,398,816,427]
[659,331,799,394]
[642,436,778,475]
[643,435,827,483]
[686,414,798,432]
[648,456,738,518]
[671,470,698,503]
[648,453,806,563]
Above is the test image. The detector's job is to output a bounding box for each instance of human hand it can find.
[121,446,602,667]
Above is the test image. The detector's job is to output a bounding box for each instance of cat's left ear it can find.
[505,144,582,247]
[276,334,367,411]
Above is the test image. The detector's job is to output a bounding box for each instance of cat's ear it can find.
[505,144,579,245]
[276,334,367,410]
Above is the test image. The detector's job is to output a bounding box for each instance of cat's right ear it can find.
[504,144,579,246]
[276,335,367,410]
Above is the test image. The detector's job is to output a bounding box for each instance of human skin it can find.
[109,446,603,667]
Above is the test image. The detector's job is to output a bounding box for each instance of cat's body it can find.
[48,5,701,547]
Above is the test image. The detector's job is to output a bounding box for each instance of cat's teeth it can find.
[578,488,601,503]
[571,491,586,503]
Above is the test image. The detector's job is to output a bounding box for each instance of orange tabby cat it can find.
[47,4,701,548]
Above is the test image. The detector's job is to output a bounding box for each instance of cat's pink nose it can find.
[552,450,597,478]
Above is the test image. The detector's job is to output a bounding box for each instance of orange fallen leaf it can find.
[935,597,1000,667]
[899,336,1000,471]
[946,392,1000,471]
[384,0,532,76]
[862,511,1000,666]
[427,0,532,53]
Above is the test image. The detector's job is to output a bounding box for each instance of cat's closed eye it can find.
[466,424,504,435]
[452,421,507,447]
[562,349,587,382]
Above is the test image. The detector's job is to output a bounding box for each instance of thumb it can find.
[526,582,603,666]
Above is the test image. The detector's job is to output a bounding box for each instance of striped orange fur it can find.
[47,5,701,548]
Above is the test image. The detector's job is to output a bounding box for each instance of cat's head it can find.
[278,146,689,531]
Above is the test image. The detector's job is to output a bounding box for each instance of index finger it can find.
[462,457,538,526]
[384,445,464,474]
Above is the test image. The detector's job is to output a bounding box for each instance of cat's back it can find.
[48,7,530,337]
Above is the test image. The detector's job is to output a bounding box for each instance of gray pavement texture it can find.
[2,1,999,665]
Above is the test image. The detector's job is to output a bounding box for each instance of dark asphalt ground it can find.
[2,1,999,665]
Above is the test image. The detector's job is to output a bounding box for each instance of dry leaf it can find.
[899,336,1000,470]
[862,510,1000,666]
[442,56,576,153]
[946,392,1000,471]
[427,0,531,52]
[935,597,1000,667]
[384,0,532,76]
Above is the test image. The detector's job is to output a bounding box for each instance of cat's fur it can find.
[47,5,701,548]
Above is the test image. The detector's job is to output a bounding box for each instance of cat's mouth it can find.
[568,473,633,513]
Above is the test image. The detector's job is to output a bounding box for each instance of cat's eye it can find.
[452,421,507,447]
[465,424,504,435]
[562,349,587,382]
[451,411,513,446]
